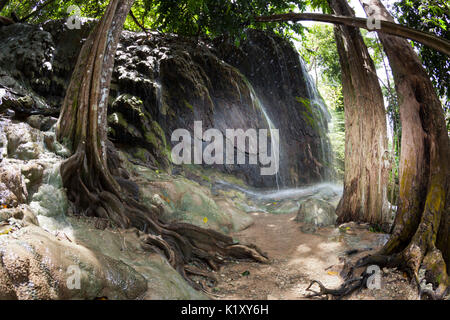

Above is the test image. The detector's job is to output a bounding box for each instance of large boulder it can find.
[137,172,253,234]
[0,210,206,300]
[4,122,42,160]
[295,198,337,228]
[0,163,28,207]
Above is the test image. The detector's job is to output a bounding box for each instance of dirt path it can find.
[211,212,419,300]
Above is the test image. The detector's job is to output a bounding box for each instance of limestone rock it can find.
[5,122,42,160]
[0,164,28,207]
[21,162,44,195]
[26,115,57,131]
[295,198,337,227]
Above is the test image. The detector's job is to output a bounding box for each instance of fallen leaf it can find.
[0,226,12,235]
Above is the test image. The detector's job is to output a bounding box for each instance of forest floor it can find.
[211,212,420,300]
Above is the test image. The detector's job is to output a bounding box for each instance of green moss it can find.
[184,100,194,112]
[296,96,320,130]
[151,121,167,146]
[436,273,442,284]
[108,112,128,128]
[295,96,310,110]
[133,147,148,162]
[426,182,444,213]
[145,131,159,147]
[201,175,211,182]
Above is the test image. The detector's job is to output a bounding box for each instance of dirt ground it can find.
[210,212,419,300]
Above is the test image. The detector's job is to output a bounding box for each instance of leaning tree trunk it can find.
[356,0,449,299]
[56,0,267,290]
[327,0,390,228]
[254,12,450,56]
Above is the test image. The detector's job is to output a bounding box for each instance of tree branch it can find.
[19,0,57,22]
[254,13,450,56]
[129,8,148,34]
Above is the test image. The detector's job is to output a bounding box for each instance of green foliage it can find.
[384,82,401,205]
[306,0,331,14]
[0,0,323,42]
[369,224,384,233]
[298,25,341,90]
[0,0,110,23]
[361,29,384,67]
[145,0,308,39]
[393,0,450,111]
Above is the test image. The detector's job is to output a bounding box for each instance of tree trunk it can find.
[327,0,389,228]
[357,0,450,299]
[56,0,267,291]
[254,12,450,56]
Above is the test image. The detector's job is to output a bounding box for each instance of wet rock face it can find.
[0,24,55,114]
[0,21,332,188]
[215,30,333,186]
[111,30,332,187]
[0,20,93,117]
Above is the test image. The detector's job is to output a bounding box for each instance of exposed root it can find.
[305,272,370,299]
[307,247,448,300]
[61,144,269,292]
[54,0,268,294]
[420,246,449,299]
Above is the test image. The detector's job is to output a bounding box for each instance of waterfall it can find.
[216,179,342,201]
[247,83,282,190]
[153,78,164,115]
[299,58,331,122]
[299,57,333,180]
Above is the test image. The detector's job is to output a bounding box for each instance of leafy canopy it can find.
[393,0,450,109]
[1,0,317,39]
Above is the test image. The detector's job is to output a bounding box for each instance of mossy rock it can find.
[139,177,252,234]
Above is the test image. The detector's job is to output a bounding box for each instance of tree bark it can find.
[306,1,450,300]
[357,0,449,299]
[254,12,450,56]
[56,0,267,291]
[327,0,389,228]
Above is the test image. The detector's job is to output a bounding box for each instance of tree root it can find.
[305,249,448,300]
[54,0,269,294]
[61,144,269,292]
[305,276,368,299]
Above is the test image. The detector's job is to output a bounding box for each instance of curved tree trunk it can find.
[327,0,389,228]
[56,0,267,291]
[356,0,449,299]
[306,1,449,300]
[254,12,450,56]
